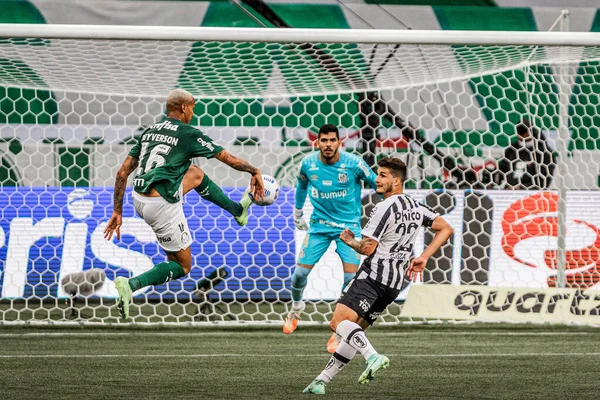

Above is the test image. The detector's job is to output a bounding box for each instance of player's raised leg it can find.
[183,165,252,226]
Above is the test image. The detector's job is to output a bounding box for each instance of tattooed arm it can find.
[215,150,259,174]
[340,228,378,256]
[214,150,264,201]
[104,155,139,240]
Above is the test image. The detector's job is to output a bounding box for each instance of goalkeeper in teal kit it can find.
[284,124,377,353]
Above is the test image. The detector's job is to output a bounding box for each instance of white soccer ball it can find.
[250,175,280,206]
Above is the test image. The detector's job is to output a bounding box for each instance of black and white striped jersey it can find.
[359,194,440,289]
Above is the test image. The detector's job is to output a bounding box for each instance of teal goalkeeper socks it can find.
[291,265,311,302]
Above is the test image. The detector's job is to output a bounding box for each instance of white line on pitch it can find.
[0,331,595,338]
[0,352,599,359]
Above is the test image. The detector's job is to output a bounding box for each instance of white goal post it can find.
[1,24,600,325]
[2,24,600,45]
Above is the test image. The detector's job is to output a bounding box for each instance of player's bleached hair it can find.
[318,123,339,139]
[378,157,406,181]
[166,88,195,112]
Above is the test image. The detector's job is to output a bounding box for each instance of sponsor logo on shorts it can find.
[181,232,190,244]
[158,236,172,243]
[359,299,371,312]
[369,312,380,321]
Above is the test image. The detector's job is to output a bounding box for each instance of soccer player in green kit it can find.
[103,88,264,320]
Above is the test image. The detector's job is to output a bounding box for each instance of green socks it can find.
[129,260,186,291]
[195,174,243,217]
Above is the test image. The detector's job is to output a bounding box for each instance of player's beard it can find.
[321,148,338,161]
[377,182,391,196]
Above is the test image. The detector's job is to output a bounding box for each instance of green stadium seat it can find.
[0,1,57,125]
[568,10,600,151]
[435,6,560,136]
[178,2,361,133]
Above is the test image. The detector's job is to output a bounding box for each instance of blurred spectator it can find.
[499,119,556,190]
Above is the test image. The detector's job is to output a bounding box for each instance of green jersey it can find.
[129,117,223,203]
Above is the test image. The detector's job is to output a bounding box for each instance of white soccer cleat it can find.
[283,301,306,334]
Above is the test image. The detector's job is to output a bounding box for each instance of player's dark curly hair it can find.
[378,157,406,181]
[318,124,339,139]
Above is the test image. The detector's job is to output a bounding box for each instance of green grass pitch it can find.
[0,324,599,399]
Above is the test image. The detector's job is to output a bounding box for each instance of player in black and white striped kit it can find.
[356,179,440,291]
[304,157,454,395]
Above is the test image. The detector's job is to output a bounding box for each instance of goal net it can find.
[1,25,600,325]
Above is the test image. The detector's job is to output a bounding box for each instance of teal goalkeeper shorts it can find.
[297,231,362,266]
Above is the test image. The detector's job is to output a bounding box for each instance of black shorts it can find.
[337,271,401,325]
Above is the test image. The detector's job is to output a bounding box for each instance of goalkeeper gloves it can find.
[293,208,309,231]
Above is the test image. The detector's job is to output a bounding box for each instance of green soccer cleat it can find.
[114,276,133,320]
[234,190,252,226]
[302,380,326,395]
[358,354,390,385]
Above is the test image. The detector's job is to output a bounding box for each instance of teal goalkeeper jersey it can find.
[296,151,377,234]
